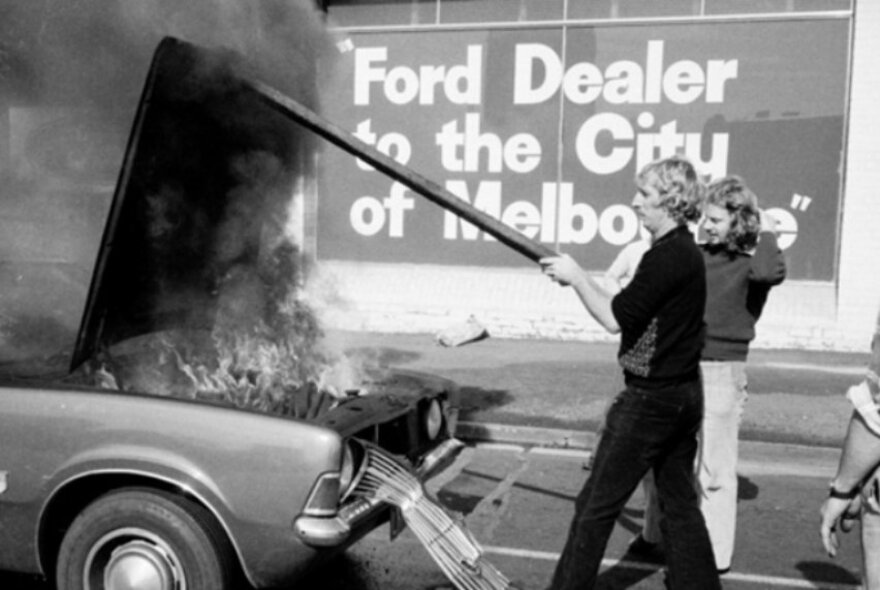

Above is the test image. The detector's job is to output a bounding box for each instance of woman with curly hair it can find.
[630,175,787,574]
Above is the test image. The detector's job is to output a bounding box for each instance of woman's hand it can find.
[759,208,779,233]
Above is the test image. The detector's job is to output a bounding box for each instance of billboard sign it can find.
[318,19,849,280]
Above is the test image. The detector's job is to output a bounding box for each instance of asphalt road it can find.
[328,330,870,448]
[308,442,866,589]
[0,442,866,589]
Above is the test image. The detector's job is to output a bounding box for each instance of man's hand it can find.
[540,254,582,287]
[820,495,861,557]
[541,254,620,333]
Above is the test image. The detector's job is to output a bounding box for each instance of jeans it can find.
[548,379,720,590]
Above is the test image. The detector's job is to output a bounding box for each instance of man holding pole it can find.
[540,155,720,590]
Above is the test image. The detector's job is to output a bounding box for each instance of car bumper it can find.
[294,437,464,547]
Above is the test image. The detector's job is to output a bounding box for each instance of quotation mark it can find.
[790,193,812,212]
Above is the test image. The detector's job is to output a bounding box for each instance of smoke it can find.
[0,0,340,375]
[1,0,334,108]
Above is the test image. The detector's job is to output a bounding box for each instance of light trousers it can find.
[642,361,748,571]
[862,469,880,589]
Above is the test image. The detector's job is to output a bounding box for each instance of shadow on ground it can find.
[596,560,663,589]
[458,386,515,413]
[738,475,759,500]
[346,345,422,368]
[796,560,861,587]
[298,554,378,590]
[0,572,49,590]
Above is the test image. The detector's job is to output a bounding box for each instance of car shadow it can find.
[298,554,376,589]
[0,571,49,590]
[437,487,484,515]
[458,386,515,413]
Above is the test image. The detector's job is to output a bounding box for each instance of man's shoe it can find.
[625,534,664,563]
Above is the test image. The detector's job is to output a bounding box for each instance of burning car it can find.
[0,38,461,590]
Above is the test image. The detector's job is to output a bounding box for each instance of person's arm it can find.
[820,412,880,557]
[749,210,786,285]
[820,323,880,557]
[541,254,620,333]
[603,252,628,295]
[831,413,880,493]
[854,326,880,434]
[610,241,685,337]
[868,327,880,398]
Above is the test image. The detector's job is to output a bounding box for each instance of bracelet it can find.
[828,482,861,500]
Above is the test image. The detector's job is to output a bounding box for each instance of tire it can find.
[56,487,236,590]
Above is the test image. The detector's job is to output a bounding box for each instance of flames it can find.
[12,5,356,420]
[86,143,379,418]
[90,297,381,420]
[171,326,339,416]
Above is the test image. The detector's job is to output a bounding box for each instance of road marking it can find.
[738,458,833,478]
[472,441,531,453]
[528,446,590,459]
[761,362,864,376]
[472,442,591,459]
[426,446,474,492]
[475,441,836,479]
[469,449,531,540]
[482,546,860,589]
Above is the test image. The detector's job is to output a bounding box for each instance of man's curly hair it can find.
[705,176,761,253]
[635,155,704,224]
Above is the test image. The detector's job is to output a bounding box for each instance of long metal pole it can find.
[247,79,557,264]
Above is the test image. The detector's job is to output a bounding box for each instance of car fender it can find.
[0,385,343,587]
[38,455,245,578]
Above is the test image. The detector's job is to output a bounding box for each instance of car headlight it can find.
[339,439,367,502]
[301,472,340,517]
[339,440,356,493]
[302,440,364,515]
[423,399,443,441]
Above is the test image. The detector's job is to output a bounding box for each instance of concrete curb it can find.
[457,421,595,450]
[457,421,842,478]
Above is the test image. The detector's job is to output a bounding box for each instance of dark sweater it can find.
[611,225,706,389]
[701,232,786,361]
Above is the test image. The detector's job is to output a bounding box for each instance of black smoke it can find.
[0,0,337,375]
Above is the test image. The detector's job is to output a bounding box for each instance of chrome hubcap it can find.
[85,528,184,590]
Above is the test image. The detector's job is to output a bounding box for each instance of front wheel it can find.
[56,488,235,590]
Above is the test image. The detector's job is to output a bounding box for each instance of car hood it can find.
[72,37,316,371]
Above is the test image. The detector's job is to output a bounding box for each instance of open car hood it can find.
[71,38,314,371]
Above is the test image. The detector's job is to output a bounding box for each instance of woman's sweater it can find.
[700,232,786,361]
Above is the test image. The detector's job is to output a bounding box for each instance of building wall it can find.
[835,0,880,350]
[315,0,875,352]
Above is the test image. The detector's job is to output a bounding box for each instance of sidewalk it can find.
[326,329,871,450]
